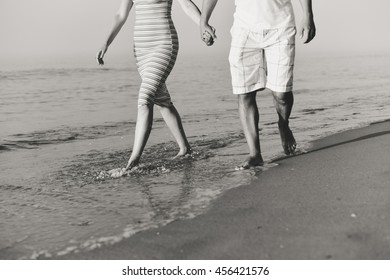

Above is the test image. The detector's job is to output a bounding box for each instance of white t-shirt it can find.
[234,0,295,31]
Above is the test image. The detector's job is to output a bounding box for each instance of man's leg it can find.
[237,91,264,169]
[272,91,296,155]
[263,26,297,155]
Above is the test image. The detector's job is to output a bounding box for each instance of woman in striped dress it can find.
[96,0,213,177]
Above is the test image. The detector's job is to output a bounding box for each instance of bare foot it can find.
[235,155,264,170]
[173,147,192,159]
[278,120,296,155]
[107,158,139,178]
[108,168,127,178]
[108,163,141,178]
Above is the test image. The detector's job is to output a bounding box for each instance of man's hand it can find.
[299,17,316,44]
[200,23,217,46]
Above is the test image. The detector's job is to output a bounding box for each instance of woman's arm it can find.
[96,0,133,65]
[177,0,203,26]
[177,0,216,45]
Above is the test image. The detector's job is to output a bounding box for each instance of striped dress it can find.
[133,0,178,107]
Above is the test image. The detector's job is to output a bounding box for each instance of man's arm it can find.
[298,0,316,44]
[200,0,218,42]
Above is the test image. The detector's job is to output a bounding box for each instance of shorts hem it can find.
[266,84,293,93]
[232,83,266,95]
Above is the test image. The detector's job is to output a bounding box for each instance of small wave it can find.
[0,145,13,151]
[0,136,79,152]
[294,88,311,94]
[0,67,134,80]
[0,142,38,152]
[95,150,211,180]
[301,108,327,115]
[0,184,26,191]
[1,121,135,153]
[48,132,245,187]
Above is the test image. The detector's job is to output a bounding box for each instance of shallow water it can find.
[1,54,390,259]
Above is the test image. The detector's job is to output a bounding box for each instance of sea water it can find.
[1,53,390,259]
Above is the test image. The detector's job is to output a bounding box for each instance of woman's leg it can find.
[126,104,154,169]
[158,104,191,157]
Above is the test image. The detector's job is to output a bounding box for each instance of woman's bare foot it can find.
[278,120,296,155]
[108,157,141,178]
[235,155,264,170]
[173,147,192,159]
[108,167,127,178]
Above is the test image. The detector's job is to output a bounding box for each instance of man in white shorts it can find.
[200,0,316,169]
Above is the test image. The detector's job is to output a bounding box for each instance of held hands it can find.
[200,23,217,46]
[96,44,108,65]
[299,16,316,44]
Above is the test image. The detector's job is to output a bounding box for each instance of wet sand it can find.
[59,120,390,259]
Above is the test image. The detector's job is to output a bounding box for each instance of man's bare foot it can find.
[235,155,264,170]
[278,120,296,155]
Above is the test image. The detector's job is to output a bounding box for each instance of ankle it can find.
[248,153,262,159]
[278,118,289,126]
[179,145,192,155]
[128,155,140,167]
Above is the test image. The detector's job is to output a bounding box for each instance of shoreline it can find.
[56,120,390,259]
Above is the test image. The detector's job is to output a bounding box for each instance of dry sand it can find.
[59,120,390,259]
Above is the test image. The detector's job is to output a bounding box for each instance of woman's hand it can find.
[96,44,108,65]
[201,24,216,46]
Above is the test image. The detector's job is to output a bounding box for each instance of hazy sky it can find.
[1,0,390,66]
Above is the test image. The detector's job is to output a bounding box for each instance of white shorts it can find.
[229,25,296,94]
